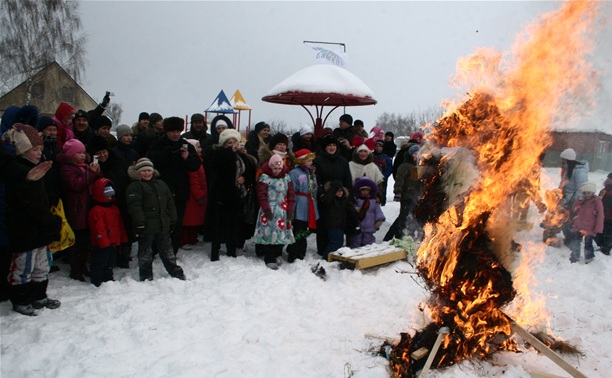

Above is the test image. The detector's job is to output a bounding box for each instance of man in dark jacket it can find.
[182,113,208,147]
[332,114,364,161]
[147,117,201,255]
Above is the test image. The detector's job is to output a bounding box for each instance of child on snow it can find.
[2,124,62,316]
[286,149,319,262]
[568,182,604,264]
[348,177,385,248]
[126,158,186,281]
[253,154,295,270]
[320,180,350,260]
[88,178,128,286]
[180,139,207,250]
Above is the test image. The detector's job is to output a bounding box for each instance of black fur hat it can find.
[269,132,289,151]
[95,115,112,130]
[74,109,89,122]
[163,116,184,132]
[88,135,109,155]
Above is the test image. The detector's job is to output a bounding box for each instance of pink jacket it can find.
[572,195,604,236]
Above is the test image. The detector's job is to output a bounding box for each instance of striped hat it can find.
[135,157,154,172]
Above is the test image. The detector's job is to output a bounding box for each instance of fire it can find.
[389,1,602,376]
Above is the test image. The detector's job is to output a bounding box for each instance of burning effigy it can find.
[385,1,602,377]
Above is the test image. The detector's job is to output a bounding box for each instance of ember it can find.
[386,1,601,376]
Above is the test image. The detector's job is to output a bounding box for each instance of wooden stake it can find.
[419,326,449,378]
[509,321,587,378]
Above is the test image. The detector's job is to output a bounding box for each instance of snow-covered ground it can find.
[1,168,611,378]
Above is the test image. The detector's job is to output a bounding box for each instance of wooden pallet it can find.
[327,243,408,269]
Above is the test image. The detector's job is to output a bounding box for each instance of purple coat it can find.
[353,197,385,233]
[58,153,101,230]
[572,195,604,236]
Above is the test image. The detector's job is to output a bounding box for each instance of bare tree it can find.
[106,103,123,128]
[0,0,87,98]
[375,106,444,136]
[269,118,291,136]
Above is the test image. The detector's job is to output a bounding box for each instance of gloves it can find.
[394,194,401,202]
[264,210,273,220]
[135,226,146,240]
[102,91,111,108]
[286,210,295,222]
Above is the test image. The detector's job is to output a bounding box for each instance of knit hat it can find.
[580,182,597,194]
[269,133,289,151]
[116,124,132,139]
[339,114,353,126]
[375,139,384,146]
[356,144,370,153]
[370,125,383,136]
[138,112,150,121]
[251,121,267,134]
[321,135,339,148]
[149,113,163,124]
[190,113,205,123]
[73,109,89,122]
[607,172,612,179]
[331,180,344,192]
[62,138,86,158]
[37,116,58,132]
[4,123,43,155]
[215,119,228,129]
[54,102,76,121]
[135,157,154,172]
[354,119,364,128]
[408,144,421,156]
[294,148,315,163]
[95,116,112,130]
[269,154,284,168]
[163,117,184,132]
[385,131,394,138]
[299,123,313,136]
[218,129,241,146]
[410,131,423,141]
[104,184,116,198]
[88,135,109,155]
[560,148,576,161]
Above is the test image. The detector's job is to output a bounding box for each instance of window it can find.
[598,140,606,158]
[61,86,76,103]
[31,82,45,100]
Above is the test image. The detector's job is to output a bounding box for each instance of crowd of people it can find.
[2,97,610,317]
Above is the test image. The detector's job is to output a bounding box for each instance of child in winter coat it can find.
[568,182,604,264]
[253,154,295,270]
[58,138,102,281]
[320,180,350,260]
[286,149,319,262]
[88,178,128,286]
[3,124,62,316]
[348,177,386,248]
[597,172,612,255]
[126,158,186,281]
[180,139,207,250]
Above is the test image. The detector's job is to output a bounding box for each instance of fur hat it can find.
[135,157,154,172]
[269,133,289,151]
[294,148,315,163]
[580,181,597,194]
[253,121,269,134]
[73,109,89,122]
[163,116,184,132]
[218,129,241,146]
[408,144,421,156]
[353,177,378,199]
[88,135,109,155]
[299,123,313,136]
[62,138,86,158]
[116,124,132,139]
[37,116,58,132]
[15,105,39,127]
[54,102,76,121]
[321,135,339,148]
[269,154,284,168]
[95,116,112,130]
[560,148,576,161]
[4,123,43,155]
[339,114,353,126]
[149,113,163,124]
[190,113,204,123]
[138,112,150,121]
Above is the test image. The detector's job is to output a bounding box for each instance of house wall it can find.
[544,131,612,172]
[0,62,97,118]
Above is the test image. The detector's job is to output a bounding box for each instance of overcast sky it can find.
[79,1,611,134]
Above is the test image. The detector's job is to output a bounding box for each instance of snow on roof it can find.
[205,90,236,113]
[264,64,375,98]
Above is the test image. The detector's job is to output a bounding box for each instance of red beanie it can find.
[55,102,76,121]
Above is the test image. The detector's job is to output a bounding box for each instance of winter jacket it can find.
[147,134,201,208]
[126,167,177,233]
[88,178,128,248]
[130,122,151,158]
[99,150,132,214]
[111,142,139,168]
[182,156,207,227]
[58,153,101,230]
[203,115,234,151]
[394,154,422,200]
[74,127,95,147]
[600,186,612,222]
[372,151,393,179]
[348,150,384,185]
[182,128,209,149]
[332,126,364,161]
[291,132,315,153]
[288,165,319,223]
[561,160,589,203]
[313,150,352,193]
[353,197,385,234]
[321,182,349,229]
[5,156,62,252]
[383,139,397,159]
[41,138,62,205]
[245,130,270,162]
[392,143,416,179]
[572,195,604,236]
[53,116,74,149]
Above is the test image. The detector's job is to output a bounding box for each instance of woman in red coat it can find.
[180,139,208,250]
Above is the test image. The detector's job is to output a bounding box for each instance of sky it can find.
[2,168,611,378]
[78,1,611,134]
